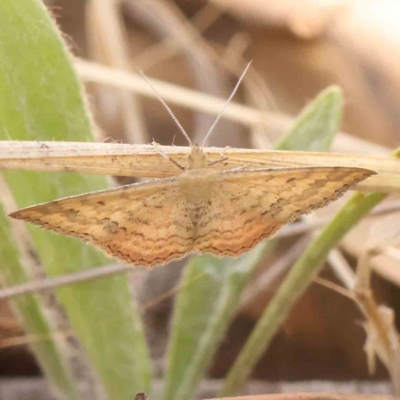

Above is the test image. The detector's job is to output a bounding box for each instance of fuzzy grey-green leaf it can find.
[0,1,151,398]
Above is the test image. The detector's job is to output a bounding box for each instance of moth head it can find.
[187,144,207,170]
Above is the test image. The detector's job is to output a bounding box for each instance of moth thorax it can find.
[179,169,215,202]
[187,145,207,170]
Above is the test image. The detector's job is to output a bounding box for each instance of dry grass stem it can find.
[313,276,355,300]
[0,140,398,192]
[86,0,147,144]
[75,59,391,155]
[354,228,400,394]
[124,0,239,143]
[0,270,205,350]
[0,263,130,300]
[327,249,356,290]
[239,236,310,311]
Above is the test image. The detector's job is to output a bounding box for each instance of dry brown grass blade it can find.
[132,2,224,71]
[284,208,400,394]
[370,248,400,288]
[76,57,264,128]
[353,220,400,394]
[125,0,276,146]
[239,236,310,312]
[130,0,278,122]
[86,0,147,144]
[75,58,390,155]
[304,270,400,394]
[124,0,242,145]
[0,140,398,192]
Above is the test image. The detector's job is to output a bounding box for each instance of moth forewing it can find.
[9,177,192,267]
[215,166,375,223]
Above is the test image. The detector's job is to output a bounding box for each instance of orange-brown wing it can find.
[10,178,194,267]
[193,166,374,257]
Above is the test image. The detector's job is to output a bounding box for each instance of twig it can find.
[0,263,131,300]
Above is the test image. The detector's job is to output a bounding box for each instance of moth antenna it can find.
[138,69,193,147]
[201,60,252,147]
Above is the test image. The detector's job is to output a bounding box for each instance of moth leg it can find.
[224,163,252,172]
[207,143,241,167]
[151,141,185,171]
[207,156,229,167]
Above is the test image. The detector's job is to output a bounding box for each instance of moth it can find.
[8,64,375,267]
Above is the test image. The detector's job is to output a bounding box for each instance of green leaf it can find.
[163,245,270,400]
[0,1,150,398]
[276,86,343,151]
[0,204,80,399]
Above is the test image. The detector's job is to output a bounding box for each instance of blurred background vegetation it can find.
[1,0,400,399]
